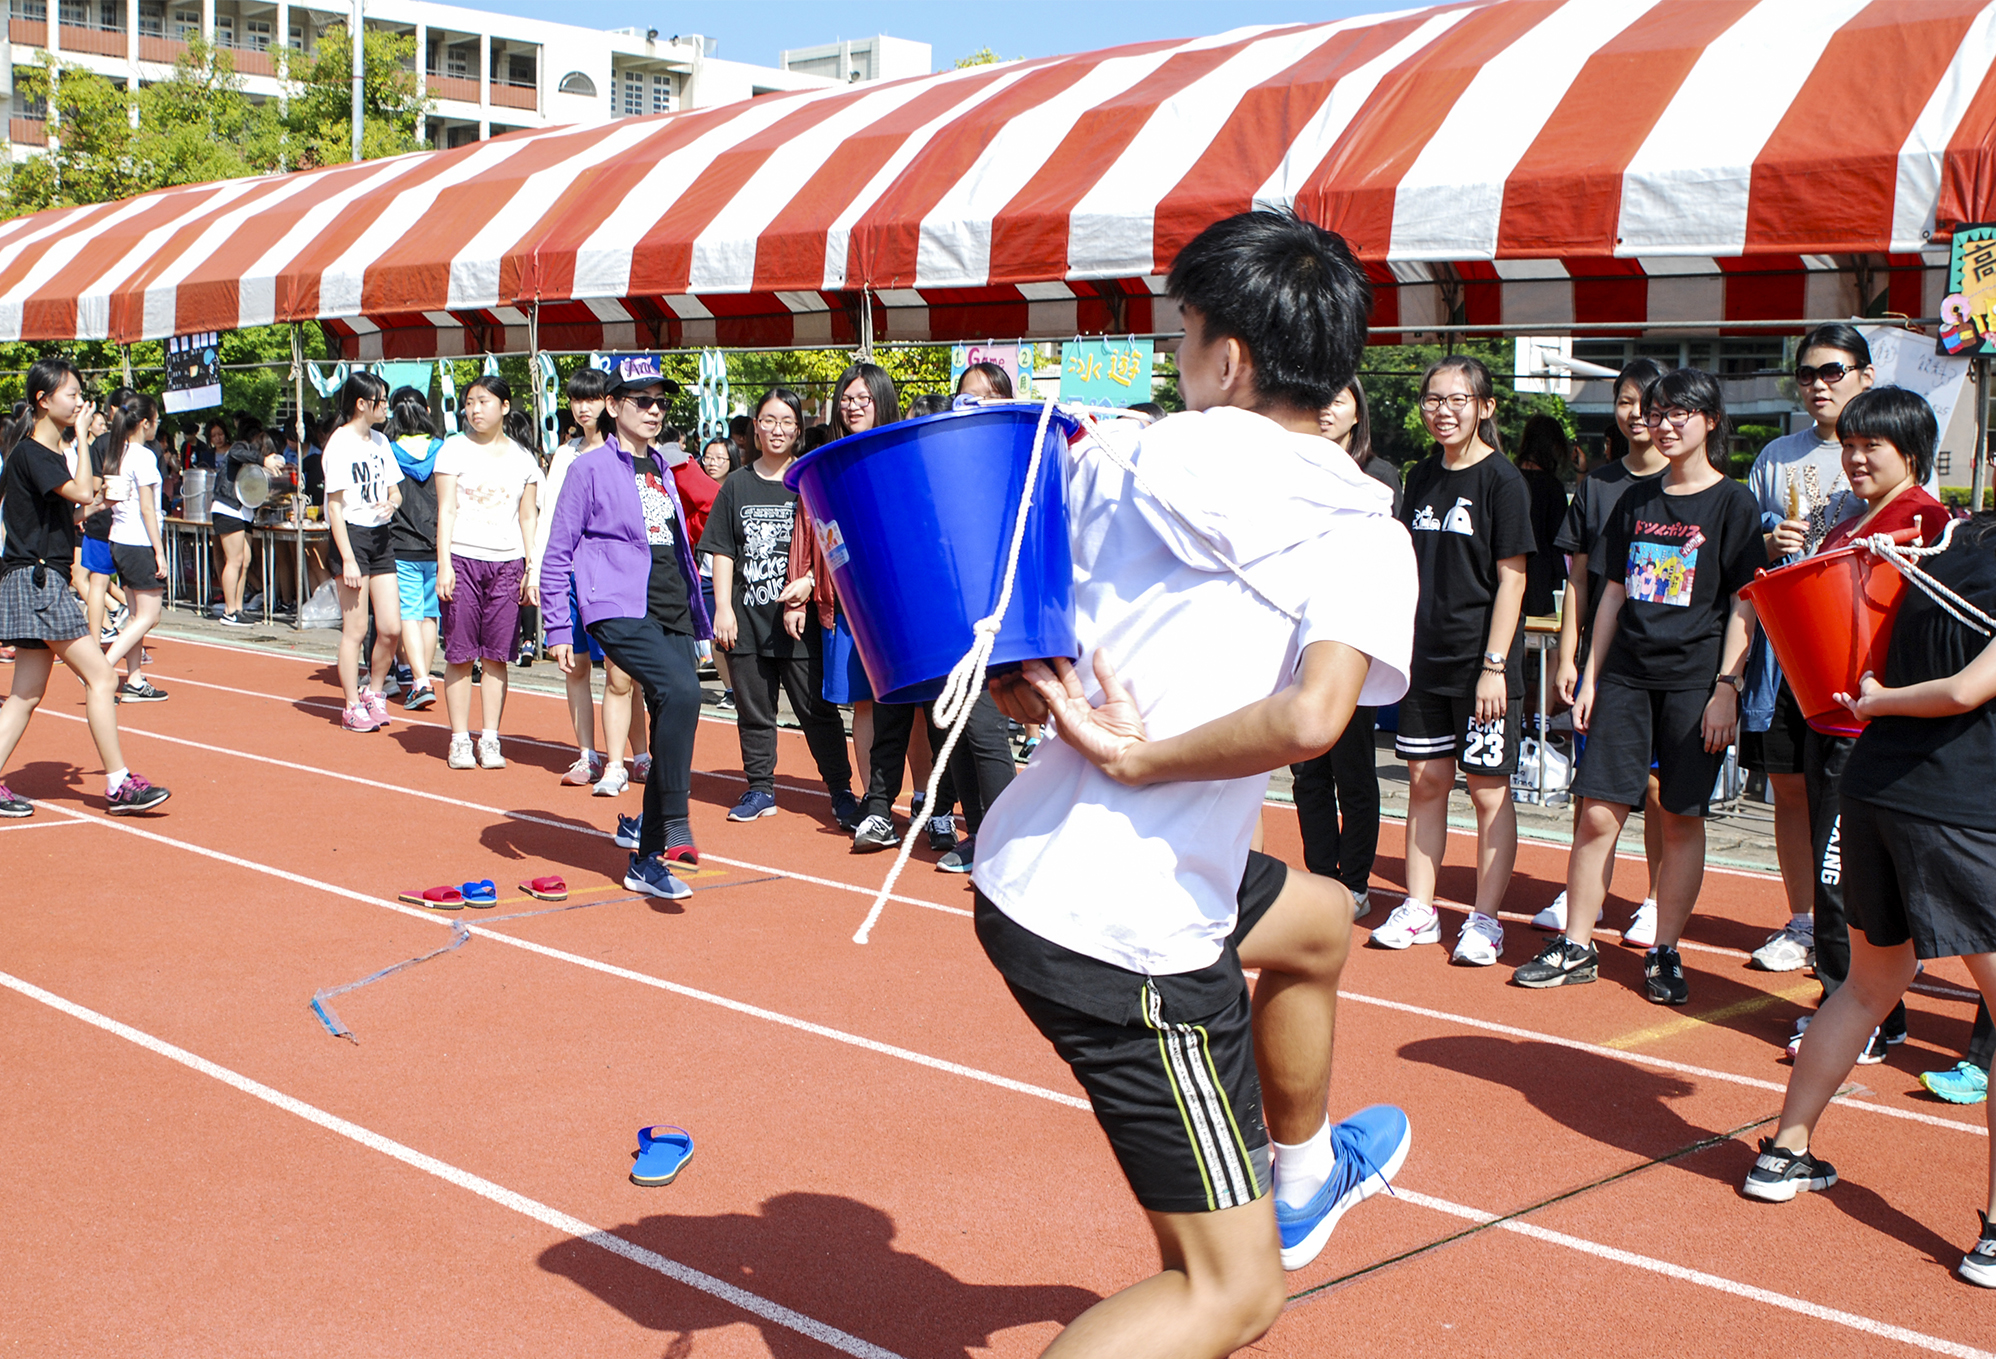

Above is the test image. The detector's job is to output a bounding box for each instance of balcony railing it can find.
[57,21,125,55]
[490,80,534,110]
[138,34,186,62]
[8,18,46,44]
[425,72,478,103]
[229,46,273,76]
[11,116,48,146]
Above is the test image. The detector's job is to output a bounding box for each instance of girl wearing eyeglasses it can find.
[1517,369,1766,1003]
[699,386,856,826]
[1373,355,1535,968]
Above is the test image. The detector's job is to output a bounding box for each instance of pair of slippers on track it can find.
[631,1125,693,1187]
[397,877,568,910]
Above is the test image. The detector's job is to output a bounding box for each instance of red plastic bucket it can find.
[1738,544,1908,737]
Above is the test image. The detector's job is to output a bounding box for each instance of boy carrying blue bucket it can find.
[975,210,1418,1356]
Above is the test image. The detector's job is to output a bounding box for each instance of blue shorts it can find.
[80,537,114,576]
[395,559,440,621]
[821,610,873,705]
[548,580,605,663]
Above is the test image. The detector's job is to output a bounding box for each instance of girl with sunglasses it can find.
[1517,369,1766,1003]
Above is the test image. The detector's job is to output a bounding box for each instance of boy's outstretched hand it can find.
[1021,651,1148,784]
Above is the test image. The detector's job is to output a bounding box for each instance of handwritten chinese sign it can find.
[1939,224,1996,355]
[1058,339,1152,407]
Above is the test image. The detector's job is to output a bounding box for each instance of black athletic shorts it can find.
[1571,678,1724,818]
[974,851,1289,1214]
[1393,687,1524,778]
[1842,796,1996,960]
[342,523,397,579]
[1741,680,1808,776]
[110,543,164,591]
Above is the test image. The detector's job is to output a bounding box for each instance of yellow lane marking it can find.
[1599,979,1820,1051]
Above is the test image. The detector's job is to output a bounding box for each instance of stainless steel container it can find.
[180,468,216,522]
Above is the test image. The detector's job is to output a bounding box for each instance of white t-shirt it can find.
[972,407,1417,977]
[436,433,543,562]
[531,437,592,570]
[1748,425,1943,558]
[321,425,401,530]
[108,442,161,547]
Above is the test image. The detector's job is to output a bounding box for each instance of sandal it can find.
[461,880,498,908]
[398,885,464,910]
[518,875,568,902]
[631,1125,694,1187]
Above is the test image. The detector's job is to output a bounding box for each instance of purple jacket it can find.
[538,434,712,640]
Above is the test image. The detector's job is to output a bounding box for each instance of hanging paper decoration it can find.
[377,362,434,399]
[438,362,460,435]
[306,361,350,399]
[535,352,561,446]
[696,348,730,445]
[163,332,222,414]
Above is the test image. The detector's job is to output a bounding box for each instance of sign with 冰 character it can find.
[1939,224,1996,355]
[164,331,222,414]
[1058,338,1152,407]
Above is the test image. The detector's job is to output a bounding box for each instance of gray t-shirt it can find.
[1747,424,1943,561]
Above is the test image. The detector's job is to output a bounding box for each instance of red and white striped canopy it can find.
[1,0,1991,357]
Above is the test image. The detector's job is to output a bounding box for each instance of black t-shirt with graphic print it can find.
[698,464,801,659]
[1555,458,1666,644]
[1599,476,1766,691]
[1398,450,1537,697]
[634,458,693,635]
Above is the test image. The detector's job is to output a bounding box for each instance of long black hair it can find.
[338,370,389,422]
[830,363,898,439]
[386,385,435,440]
[1643,367,1730,472]
[1516,413,1568,473]
[957,361,1013,399]
[105,391,160,461]
[1420,353,1501,454]
[25,356,79,430]
[1341,377,1372,465]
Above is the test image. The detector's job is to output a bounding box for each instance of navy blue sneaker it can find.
[1275,1104,1411,1271]
[623,853,690,901]
[613,813,642,850]
[728,789,778,821]
[830,787,861,832]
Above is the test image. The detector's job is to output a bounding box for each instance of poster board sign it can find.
[1058,338,1152,407]
[1940,224,1996,355]
[1860,324,1972,434]
[950,343,1019,394]
[164,332,221,414]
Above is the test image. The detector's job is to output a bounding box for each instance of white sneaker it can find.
[1530,890,1604,932]
[1371,900,1441,950]
[1752,918,1814,972]
[593,764,629,796]
[1452,912,1504,966]
[1784,1016,1811,1061]
[447,734,475,770]
[561,754,601,787]
[1350,888,1370,920]
[476,734,505,770]
[1623,899,1659,949]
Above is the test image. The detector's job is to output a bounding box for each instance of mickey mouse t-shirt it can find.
[1600,476,1766,690]
[1398,450,1536,696]
[698,464,802,658]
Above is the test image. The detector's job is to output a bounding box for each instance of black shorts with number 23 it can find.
[1394,687,1524,777]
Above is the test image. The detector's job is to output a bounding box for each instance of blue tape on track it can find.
[311,922,471,1042]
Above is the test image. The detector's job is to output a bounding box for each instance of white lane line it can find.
[35,708,968,920]
[32,801,1081,1111]
[1390,1188,1995,1359]
[136,631,1784,884]
[0,818,88,834]
[1341,991,1985,1138]
[0,966,906,1359]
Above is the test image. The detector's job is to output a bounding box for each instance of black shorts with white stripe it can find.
[972,852,1287,1214]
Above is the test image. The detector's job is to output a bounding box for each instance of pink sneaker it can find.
[342,701,381,733]
[363,688,390,725]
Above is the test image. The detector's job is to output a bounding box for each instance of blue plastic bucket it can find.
[783,404,1077,705]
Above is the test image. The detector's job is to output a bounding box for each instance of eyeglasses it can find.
[620,394,668,412]
[757,416,799,432]
[1419,393,1479,413]
[1641,407,1699,429]
[1796,361,1862,387]
[837,392,874,408]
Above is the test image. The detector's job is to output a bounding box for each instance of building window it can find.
[289,21,307,48]
[170,7,198,40]
[507,53,532,86]
[244,17,270,50]
[652,73,672,112]
[138,0,161,35]
[556,70,594,97]
[212,14,231,45]
[57,0,84,26]
[445,46,468,79]
[10,0,48,22]
[620,69,644,116]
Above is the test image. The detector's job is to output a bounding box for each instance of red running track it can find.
[1,635,1990,1357]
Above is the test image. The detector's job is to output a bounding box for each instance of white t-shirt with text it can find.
[972,407,1417,977]
[108,442,161,547]
[321,425,401,530]
[436,434,543,563]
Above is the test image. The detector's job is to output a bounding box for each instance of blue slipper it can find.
[461,879,497,908]
[631,1125,694,1186]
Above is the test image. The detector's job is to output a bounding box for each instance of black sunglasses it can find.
[619,394,668,412]
[1796,361,1862,387]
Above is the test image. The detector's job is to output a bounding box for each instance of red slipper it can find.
[519,876,568,902]
[664,845,699,867]
[398,885,464,909]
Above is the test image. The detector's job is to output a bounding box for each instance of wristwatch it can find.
[1716,673,1744,694]
[1482,650,1506,666]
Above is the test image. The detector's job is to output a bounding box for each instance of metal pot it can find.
[235,464,298,509]
[180,468,216,522]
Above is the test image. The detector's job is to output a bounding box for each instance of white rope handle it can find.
[1861,517,1996,637]
[852,397,1064,945]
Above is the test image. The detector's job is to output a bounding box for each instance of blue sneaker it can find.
[1920,1061,1989,1105]
[829,787,861,832]
[728,789,778,821]
[624,853,691,901]
[613,814,643,850]
[1275,1104,1411,1271]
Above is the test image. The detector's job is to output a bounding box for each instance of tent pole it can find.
[1975,356,1990,513]
[291,324,309,629]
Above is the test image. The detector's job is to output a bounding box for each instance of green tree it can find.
[3,57,142,213]
[1356,339,1572,468]
[279,23,430,168]
[135,41,282,185]
[955,47,1003,68]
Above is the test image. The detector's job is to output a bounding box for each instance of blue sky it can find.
[468,0,1396,68]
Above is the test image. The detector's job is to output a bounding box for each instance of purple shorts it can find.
[441,555,524,665]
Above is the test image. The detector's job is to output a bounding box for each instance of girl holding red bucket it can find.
[1515,369,1767,1002]
[1744,507,1996,1289]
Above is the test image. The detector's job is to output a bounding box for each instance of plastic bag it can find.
[297,579,341,629]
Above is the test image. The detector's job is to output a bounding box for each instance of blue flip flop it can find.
[631,1125,694,1187]
[461,880,497,908]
